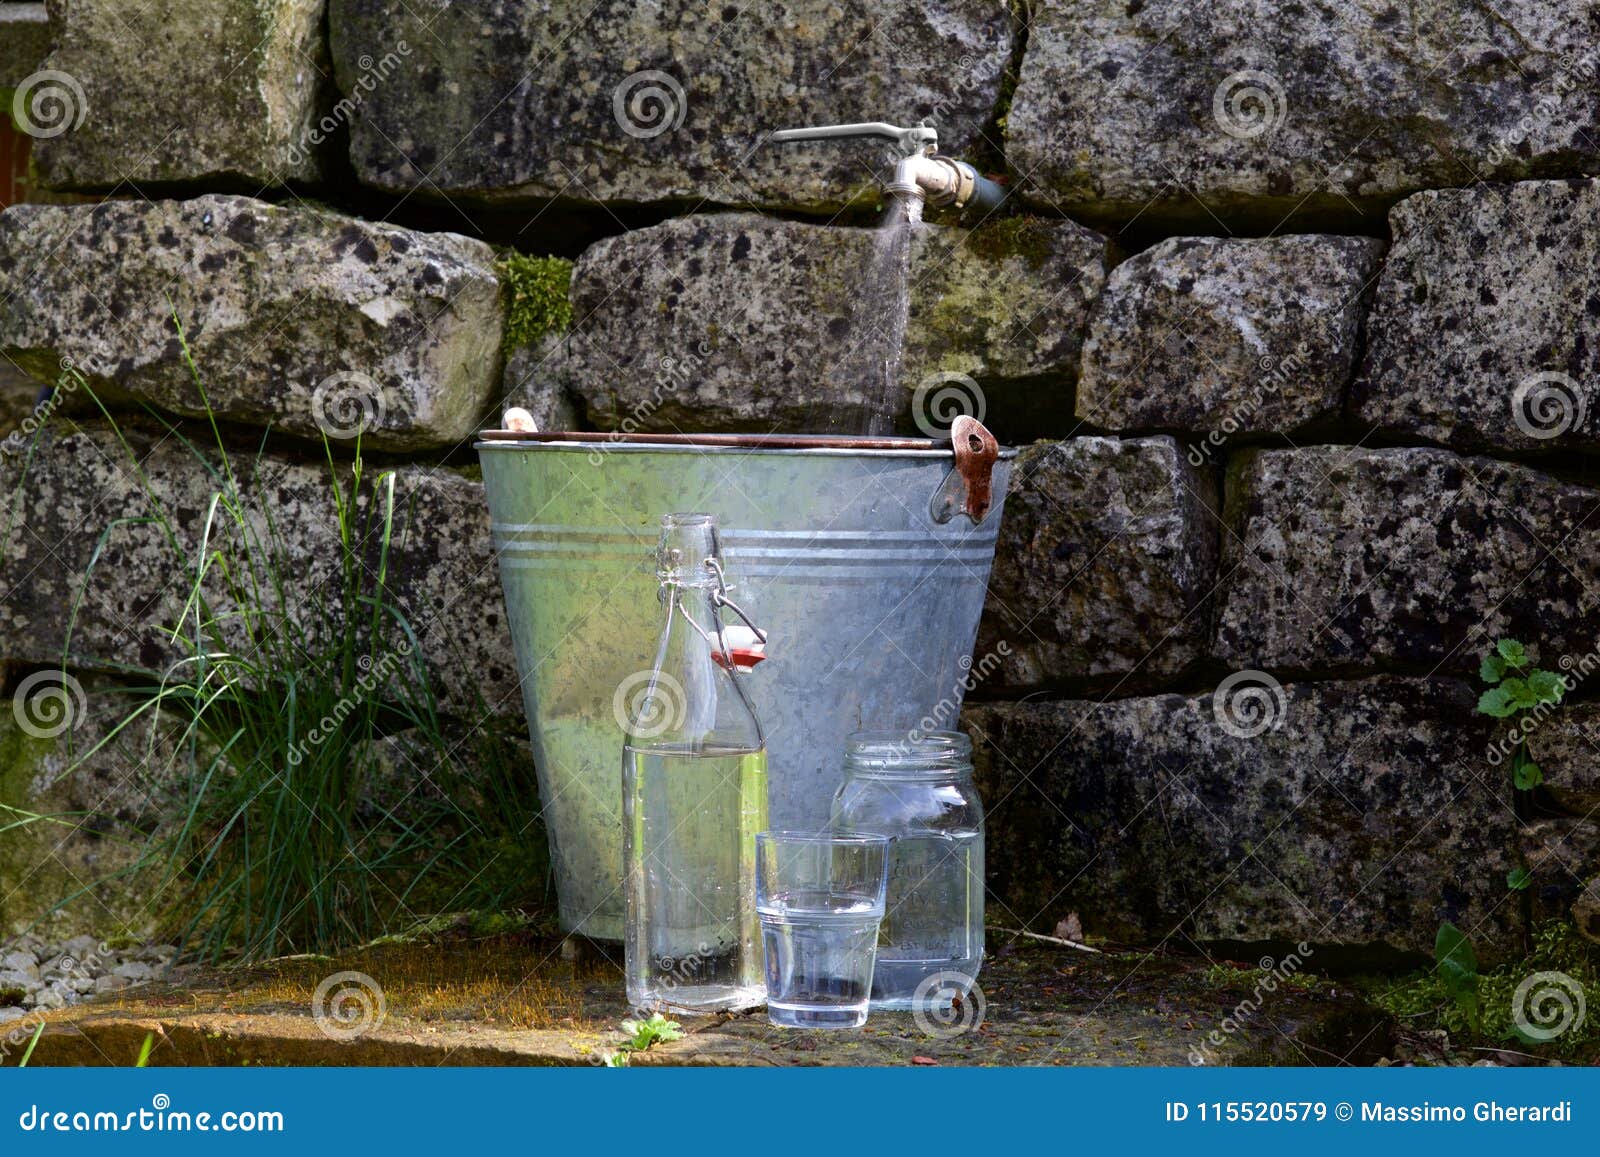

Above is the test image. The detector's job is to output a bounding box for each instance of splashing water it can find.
[893,189,924,227]
[797,191,921,436]
[859,192,921,435]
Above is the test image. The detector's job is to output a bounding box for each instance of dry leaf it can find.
[1053,912,1085,943]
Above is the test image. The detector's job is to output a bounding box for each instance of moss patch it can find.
[1371,922,1600,1061]
[496,253,573,357]
[961,217,1060,270]
[1206,963,1327,993]
[0,715,63,926]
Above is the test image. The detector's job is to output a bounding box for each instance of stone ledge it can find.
[33,0,330,190]
[19,937,1390,1068]
[1078,235,1383,439]
[1528,702,1600,815]
[561,213,1108,438]
[329,0,1011,213]
[1520,820,1600,937]
[1354,181,1600,454]
[1007,0,1600,229]
[0,195,504,452]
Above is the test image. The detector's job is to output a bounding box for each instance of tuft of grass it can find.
[17,313,547,962]
[496,253,573,357]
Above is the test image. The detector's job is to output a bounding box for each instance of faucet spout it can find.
[887,153,1006,216]
[770,120,1010,218]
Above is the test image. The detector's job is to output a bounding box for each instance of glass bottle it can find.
[830,730,984,1010]
[623,513,768,1013]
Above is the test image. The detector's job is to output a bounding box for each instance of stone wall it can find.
[2,0,1598,962]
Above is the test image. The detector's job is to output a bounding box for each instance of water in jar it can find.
[873,830,984,1008]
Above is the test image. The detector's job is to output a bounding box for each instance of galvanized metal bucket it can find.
[476,429,1015,940]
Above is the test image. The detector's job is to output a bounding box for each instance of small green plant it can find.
[1476,638,1565,791]
[1203,963,1324,992]
[497,253,573,357]
[1379,923,1600,1060]
[623,1013,684,1050]
[600,1013,685,1066]
[1433,920,1480,1029]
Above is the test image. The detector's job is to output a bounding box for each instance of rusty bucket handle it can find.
[929,415,1000,525]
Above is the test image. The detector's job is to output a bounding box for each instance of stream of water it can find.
[864,195,919,436]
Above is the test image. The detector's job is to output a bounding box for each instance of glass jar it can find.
[829,730,984,1010]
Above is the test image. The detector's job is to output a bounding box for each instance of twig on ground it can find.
[989,925,1103,954]
[1467,1045,1549,1064]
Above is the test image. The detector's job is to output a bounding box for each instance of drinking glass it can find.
[755,831,890,1028]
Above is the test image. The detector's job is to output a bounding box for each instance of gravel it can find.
[0,934,176,1015]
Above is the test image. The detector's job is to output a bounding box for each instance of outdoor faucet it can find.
[769,121,1008,222]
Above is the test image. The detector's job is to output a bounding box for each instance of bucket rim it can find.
[475,430,1018,458]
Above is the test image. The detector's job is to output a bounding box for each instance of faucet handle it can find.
[769,121,937,157]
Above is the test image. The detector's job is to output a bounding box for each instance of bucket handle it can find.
[929,415,1000,525]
